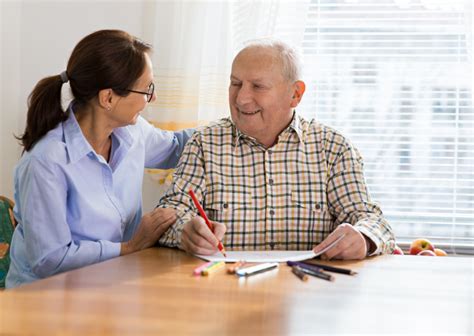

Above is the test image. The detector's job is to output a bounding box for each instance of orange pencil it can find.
[227,261,245,274]
[188,189,227,257]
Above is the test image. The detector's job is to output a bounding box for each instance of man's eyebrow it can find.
[230,75,267,83]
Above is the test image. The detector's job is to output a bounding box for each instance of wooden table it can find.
[0,248,472,335]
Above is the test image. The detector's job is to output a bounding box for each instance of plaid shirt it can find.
[158,114,395,254]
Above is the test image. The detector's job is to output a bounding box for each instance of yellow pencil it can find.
[201,261,225,276]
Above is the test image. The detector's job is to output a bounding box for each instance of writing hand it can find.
[181,217,226,255]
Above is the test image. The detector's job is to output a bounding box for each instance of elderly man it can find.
[158,40,395,260]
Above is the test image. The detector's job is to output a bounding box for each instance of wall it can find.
[0,1,164,209]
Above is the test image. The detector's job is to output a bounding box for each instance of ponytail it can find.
[16,75,68,152]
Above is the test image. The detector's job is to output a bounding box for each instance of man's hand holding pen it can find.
[181,217,227,255]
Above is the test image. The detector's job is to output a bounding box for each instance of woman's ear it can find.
[290,80,306,108]
[98,88,113,111]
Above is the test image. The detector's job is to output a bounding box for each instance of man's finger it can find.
[188,222,217,251]
[212,221,226,241]
[313,232,346,255]
[192,217,219,247]
[182,232,216,255]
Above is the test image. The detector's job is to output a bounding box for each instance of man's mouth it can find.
[239,108,261,115]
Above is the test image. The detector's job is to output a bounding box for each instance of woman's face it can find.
[107,53,156,127]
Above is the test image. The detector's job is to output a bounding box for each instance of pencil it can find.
[291,266,309,282]
[236,262,279,277]
[299,267,334,282]
[227,261,245,274]
[188,189,227,257]
[302,261,357,275]
[201,261,225,276]
[193,261,213,276]
[287,261,324,273]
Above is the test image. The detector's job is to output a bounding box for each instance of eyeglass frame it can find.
[125,82,155,102]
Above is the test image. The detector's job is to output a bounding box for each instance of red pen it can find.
[188,189,227,257]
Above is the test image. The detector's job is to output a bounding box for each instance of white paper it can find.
[195,250,316,262]
[195,234,346,262]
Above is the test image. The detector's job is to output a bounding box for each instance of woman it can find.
[6,30,193,288]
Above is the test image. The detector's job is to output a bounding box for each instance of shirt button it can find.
[269,178,274,185]
[269,242,275,249]
[269,209,275,216]
[223,203,228,209]
[268,150,273,155]
[315,203,321,210]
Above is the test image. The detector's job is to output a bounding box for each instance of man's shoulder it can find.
[298,115,354,153]
[299,116,348,141]
[195,118,235,140]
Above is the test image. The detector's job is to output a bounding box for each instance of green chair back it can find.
[0,196,16,288]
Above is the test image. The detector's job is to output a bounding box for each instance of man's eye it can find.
[231,82,241,87]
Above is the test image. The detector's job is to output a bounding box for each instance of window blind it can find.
[296,0,473,253]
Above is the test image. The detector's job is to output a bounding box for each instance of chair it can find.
[0,196,17,288]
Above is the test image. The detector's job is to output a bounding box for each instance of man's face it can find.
[228,48,296,147]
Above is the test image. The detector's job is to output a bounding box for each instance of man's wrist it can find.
[363,234,376,256]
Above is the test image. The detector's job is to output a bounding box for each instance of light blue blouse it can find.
[6,107,193,288]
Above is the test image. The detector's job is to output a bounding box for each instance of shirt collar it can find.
[63,102,133,164]
[286,111,305,144]
[231,110,305,149]
[63,104,95,163]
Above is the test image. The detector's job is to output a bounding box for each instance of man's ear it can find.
[98,88,113,111]
[290,80,306,108]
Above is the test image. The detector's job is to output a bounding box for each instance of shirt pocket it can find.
[205,190,253,224]
[290,190,333,244]
[204,190,258,249]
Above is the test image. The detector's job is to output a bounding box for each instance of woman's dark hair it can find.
[17,29,152,151]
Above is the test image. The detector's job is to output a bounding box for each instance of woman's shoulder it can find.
[25,126,68,165]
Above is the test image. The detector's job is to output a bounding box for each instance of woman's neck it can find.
[74,104,113,161]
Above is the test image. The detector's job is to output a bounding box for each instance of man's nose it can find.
[235,85,253,106]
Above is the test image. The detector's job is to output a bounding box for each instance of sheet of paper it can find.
[195,234,346,262]
[195,250,317,263]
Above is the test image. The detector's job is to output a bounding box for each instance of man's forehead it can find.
[232,49,282,78]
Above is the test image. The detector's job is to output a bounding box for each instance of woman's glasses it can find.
[125,83,155,102]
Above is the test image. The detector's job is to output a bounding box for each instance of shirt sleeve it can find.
[156,133,206,248]
[139,117,195,169]
[326,145,396,255]
[18,155,121,279]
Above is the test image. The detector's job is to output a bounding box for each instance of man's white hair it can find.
[238,38,302,82]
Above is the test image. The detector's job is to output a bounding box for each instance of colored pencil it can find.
[236,262,279,277]
[188,189,227,257]
[227,261,245,274]
[302,261,357,275]
[291,266,309,282]
[287,261,324,273]
[201,261,225,276]
[299,267,334,281]
[193,261,213,276]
